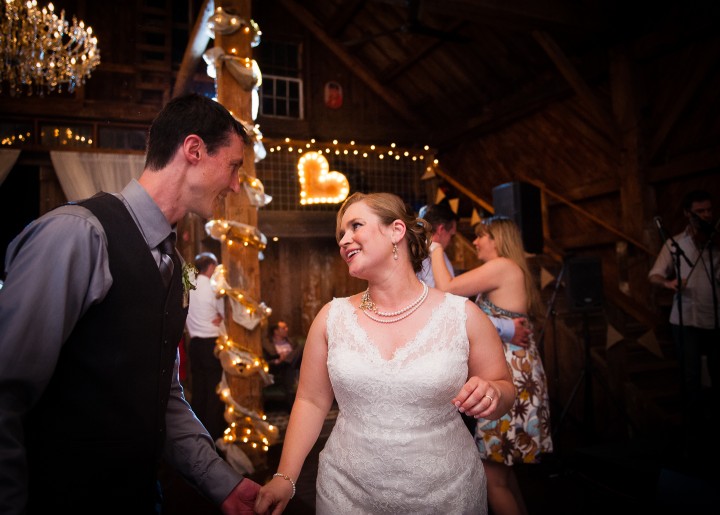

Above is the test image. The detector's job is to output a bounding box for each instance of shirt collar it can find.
[120,179,173,248]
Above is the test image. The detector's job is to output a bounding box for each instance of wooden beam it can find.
[279,0,424,125]
[532,30,619,142]
[382,21,466,82]
[370,0,601,32]
[646,39,720,161]
[523,178,652,255]
[325,0,367,37]
[431,165,494,213]
[647,145,720,183]
[437,71,571,149]
[172,0,215,98]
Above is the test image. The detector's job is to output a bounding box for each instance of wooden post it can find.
[610,45,650,302]
[213,0,266,469]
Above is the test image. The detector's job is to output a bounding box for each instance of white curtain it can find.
[50,151,145,201]
[0,149,21,186]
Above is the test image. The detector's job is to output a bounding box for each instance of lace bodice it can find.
[315,293,486,514]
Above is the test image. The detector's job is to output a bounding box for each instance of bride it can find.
[255,192,515,514]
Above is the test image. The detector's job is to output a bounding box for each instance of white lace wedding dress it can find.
[315,293,487,514]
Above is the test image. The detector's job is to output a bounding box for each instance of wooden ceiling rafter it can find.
[437,71,571,149]
[368,0,599,32]
[645,39,720,163]
[325,0,368,37]
[532,30,620,144]
[647,144,720,183]
[279,0,424,125]
[172,0,215,98]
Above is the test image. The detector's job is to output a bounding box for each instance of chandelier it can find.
[0,0,100,97]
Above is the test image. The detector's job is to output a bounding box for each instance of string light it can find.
[265,137,434,162]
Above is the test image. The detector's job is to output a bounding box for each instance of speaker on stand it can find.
[492,181,543,254]
[554,256,606,439]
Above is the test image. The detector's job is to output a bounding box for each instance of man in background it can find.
[418,202,531,347]
[649,190,719,421]
[186,252,227,442]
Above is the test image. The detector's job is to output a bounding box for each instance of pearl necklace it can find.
[360,281,429,323]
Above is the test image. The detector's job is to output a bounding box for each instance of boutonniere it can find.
[182,263,198,308]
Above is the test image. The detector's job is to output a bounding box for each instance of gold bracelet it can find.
[273,472,296,499]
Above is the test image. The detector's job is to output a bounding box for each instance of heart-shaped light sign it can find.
[297,151,350,205]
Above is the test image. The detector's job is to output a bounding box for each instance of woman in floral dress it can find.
[432,216,552,515]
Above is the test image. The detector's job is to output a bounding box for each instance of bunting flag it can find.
[470,208,482,227]
[435,189,446,203]
[448,198,459,214]
[637,330,663,357]
[420,166,436,180]
[605,323,624,350]
[540,267,555,289]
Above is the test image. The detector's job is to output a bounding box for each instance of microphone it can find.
[654,215,692,266]
[654,216,669,242]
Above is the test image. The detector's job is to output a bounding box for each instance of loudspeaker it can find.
[492,181,543,254]
[565,256,604,311]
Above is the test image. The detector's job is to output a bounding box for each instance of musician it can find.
[649,190,719,421]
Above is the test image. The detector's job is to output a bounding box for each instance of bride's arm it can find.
[255,303,335,514]
[452,301,515,420]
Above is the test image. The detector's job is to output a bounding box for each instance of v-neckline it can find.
[346,293,450,362]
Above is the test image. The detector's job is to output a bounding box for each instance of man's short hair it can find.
[419,203,459,233]
[682,190,712,210]
[194,252,218,273]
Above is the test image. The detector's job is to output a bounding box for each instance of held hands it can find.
[452,376,501,420]
[510,318,530,347]
[255,475,295,515]
[221,478,262,515]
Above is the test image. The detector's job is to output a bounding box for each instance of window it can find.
[257,40,303,119]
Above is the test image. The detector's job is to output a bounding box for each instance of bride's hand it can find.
[452,376,501,419]
[254,477,293,515]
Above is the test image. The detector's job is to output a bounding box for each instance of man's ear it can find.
[183,135,203,163]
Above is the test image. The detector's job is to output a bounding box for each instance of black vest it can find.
[25,193,187,513]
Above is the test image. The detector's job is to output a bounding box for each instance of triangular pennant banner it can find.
[637,330,663,358]
[470,208,482,227]
[448,198,459,214]
[420,166,436,180]
[435,189,446,203]
[606,323,624,350]
[540,267,555,289]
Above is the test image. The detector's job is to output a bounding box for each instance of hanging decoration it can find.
[212,335,279,458]
[207,7,262,47]
[205,219,267,250]
[297,151,350,205]
[237,120,266,162]
[324,81,343,109]
[211,264,272,330]
[239,173,272,207]
[202,47,262,91]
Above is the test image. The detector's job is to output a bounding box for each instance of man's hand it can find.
[221,478,262,514]
[510,318,530,347]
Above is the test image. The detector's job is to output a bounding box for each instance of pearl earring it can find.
[392,242,398,260]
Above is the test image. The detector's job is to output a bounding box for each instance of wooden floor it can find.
[159,401,719,514]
